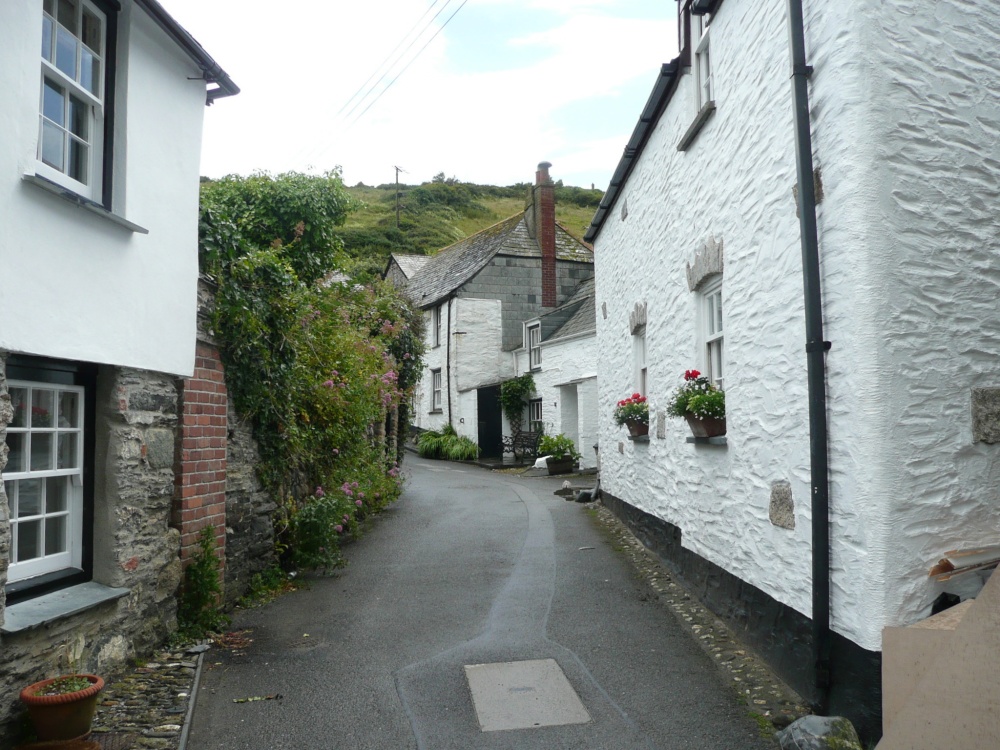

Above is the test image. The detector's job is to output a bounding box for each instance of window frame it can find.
[699,277,724,389]
[692,12,713,111]
[432,306,442,348]
[430,368,442,412]
[528,324,541,371]
[633,325,648,396]
[4,356,97,603]
[36,0,118,208]
[528,398,543,433]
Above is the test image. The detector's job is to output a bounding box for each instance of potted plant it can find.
[538,433,581,474]
[20,673,105,742]
[613,392,650,437]
[667,369,726,437]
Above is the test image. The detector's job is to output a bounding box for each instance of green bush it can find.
[178,527,230,638]
[417,424,480,461]
[538,433,580,461]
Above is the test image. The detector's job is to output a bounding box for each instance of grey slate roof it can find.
[405,212,593,309]
[389,253,431,279]
[541,277,596,342]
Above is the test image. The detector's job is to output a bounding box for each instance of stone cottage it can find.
[397,163,595,461]
[0,0,238,738]
[586,0,1000,739]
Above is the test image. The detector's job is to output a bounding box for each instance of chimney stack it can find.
[535,161,556,308]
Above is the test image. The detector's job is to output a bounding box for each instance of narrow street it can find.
[187,457,773,749]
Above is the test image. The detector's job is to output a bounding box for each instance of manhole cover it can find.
[464,658,591,732]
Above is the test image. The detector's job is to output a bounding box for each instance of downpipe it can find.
[787,0,832,713]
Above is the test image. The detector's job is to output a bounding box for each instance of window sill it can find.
[677,100,716,152]
[627,435,649,443]
[23,173,149,234]
[685,436,727,446]
[429,409,443,414]
[2,582,130,634]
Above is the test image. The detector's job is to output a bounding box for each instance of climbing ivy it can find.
[499,373,536,435]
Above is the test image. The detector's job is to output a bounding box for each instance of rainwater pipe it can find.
[787,0,832,713]
[446,296,454,428]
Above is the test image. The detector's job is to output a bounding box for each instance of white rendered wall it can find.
[595,0,1000,652]
[515,333,598,469]
[0,2,207,377]
[414,304,450,434]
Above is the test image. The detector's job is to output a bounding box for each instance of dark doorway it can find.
[477,385,503,459]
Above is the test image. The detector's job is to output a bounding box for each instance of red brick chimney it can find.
[535,161,556,307]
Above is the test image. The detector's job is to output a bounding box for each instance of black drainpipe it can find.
[446,296,453,428]
[787,0,832,713]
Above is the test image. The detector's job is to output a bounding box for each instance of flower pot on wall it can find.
[684,415,726,438]
[625,420,649,437]
[20,674,105,741]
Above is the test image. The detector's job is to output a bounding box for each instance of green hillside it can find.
[338,177,602,279]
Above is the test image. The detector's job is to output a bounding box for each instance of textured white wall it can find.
[515,333,599,468]
[0,2,209,376]
[595,0,1000,652]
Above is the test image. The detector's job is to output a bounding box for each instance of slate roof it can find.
[405,211,593,309]
[541,277,596,342]
[389,253,431,279]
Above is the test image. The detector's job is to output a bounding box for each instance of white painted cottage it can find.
[399,164,596,464]
[586,0,1000,739]
[0,0,235,738]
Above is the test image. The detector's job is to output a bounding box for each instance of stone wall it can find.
[0,360,182,742]
[222,403,276,604]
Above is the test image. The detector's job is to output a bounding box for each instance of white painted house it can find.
[586,0,1000,738]
[0,0,235,736]
[398,164,595,462]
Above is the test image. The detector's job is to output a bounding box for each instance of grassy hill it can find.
[338,179,602,279]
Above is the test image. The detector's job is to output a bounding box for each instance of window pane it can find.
[31,433,54,471]
[56,26,78,79]
[46,476,69,512]
[715,294,723,332]
[18,479,42,517]
[10,387,27,427]
[18,520,42,561]
[6,433,26,472]
[69,138,88,183]
[69,95,88,137]
[32,390,55,427]
[44,0,55,16]
[57,0,78,32]
[42,14,54,60]
[59,390,80,428]
[43,79,66,126]
[41,120,65,170]
[82,52,100,97]
[45,515,68,555]
[58,432,79,470]
[82,8,101,52]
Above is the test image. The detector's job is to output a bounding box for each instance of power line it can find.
[345,0,470,129]
[338,0,450,120]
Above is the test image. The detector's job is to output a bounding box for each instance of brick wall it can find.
[174,342,227,569]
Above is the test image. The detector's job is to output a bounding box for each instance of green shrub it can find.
[417,425,479,461]
[178,527,230,638]
[538,433,580,461]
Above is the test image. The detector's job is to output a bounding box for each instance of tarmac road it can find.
[187,455,774,749]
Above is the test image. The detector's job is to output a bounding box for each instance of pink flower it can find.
[315,486,325,497]
[332,448,339,456]
[334,525,343,533]
[343,514,350,522]
[358,492,365,499]
[323,380,335,388]
[355,499,363,507]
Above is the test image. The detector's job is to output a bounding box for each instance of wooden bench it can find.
[501,430,540,460]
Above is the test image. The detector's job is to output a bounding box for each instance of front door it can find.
[477,386,503,458]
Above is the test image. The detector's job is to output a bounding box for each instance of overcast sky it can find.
[160,0,677,189]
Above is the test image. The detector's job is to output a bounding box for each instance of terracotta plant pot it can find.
[625,420,649,437]
[546,456,576,475]
[684,414,726,438]
[19,674,104,742]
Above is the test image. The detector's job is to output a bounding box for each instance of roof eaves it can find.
[584,59,680,244]
[134,0,239,103]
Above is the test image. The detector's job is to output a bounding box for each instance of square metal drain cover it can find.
[464,658,591,732]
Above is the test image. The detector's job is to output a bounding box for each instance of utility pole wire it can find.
[340,0,458,123]
[346,0,470,129]
[336,0,446,117]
